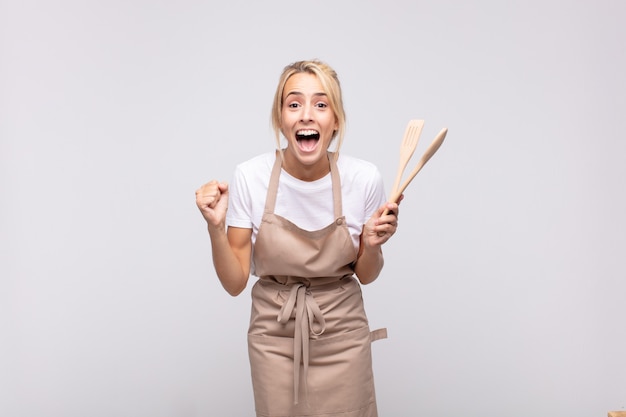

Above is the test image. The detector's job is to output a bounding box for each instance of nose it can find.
[300,104,313,123]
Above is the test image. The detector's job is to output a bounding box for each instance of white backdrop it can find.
[2,1,625,416]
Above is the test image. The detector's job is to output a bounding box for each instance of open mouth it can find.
[295,129,320,152]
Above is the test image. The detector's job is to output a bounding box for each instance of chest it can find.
[274,183,335,231]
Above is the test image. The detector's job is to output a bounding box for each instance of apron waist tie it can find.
[277,283,326,405]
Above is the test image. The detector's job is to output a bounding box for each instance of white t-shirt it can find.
[226,151,387,257]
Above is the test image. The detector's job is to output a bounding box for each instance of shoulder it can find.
[336,153,387,219]
[336,153,382,183]
[230,152,275,199]
[232,152,275,185]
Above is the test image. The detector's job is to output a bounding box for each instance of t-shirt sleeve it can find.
[226,164,253,229]
[364,167,387,220]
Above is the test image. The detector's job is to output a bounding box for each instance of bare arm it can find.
[208,226,251,296]
[196,180,252,296]
[353,201,399,285]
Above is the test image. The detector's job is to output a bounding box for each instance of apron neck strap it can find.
[264,151,343,219]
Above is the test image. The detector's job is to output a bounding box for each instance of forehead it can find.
[283,72,325,97]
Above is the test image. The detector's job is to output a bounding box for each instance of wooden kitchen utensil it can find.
[383,126,448,216]
[390,119,424,197]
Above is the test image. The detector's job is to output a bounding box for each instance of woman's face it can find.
[280,72,338,181]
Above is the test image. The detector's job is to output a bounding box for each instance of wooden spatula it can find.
[390,120,424,197]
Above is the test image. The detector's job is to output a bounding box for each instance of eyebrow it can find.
[284,91,328,99]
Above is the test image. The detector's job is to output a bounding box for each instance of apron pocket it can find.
[248,326,378,416]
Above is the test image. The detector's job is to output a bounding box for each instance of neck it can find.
[281,150,330,181]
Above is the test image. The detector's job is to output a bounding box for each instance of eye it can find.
[315,102,328,109]
[286,102,300,109]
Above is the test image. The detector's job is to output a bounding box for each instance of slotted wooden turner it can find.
[390,120,424,197]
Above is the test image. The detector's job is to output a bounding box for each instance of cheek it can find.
[279,113,289,131]
[281,110,296,127]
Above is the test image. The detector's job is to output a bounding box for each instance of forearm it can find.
[354,201,399,284]
[353,243,384,285]
[208,226,249,296]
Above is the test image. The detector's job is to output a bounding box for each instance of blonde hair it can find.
[271,60,346,158]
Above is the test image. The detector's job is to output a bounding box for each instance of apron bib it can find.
[248,152,386,417]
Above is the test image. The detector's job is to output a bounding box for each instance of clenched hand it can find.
[195,180,229,229]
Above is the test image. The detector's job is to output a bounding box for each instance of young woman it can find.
[196,60,400,417]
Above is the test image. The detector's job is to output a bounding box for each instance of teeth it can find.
[297,129,318,136]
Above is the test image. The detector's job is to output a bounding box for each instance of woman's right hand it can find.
[195,180,229,229]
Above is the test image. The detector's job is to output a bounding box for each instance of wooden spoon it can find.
[383,127,448,215]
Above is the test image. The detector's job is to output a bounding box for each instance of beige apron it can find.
[248,152,387,417]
